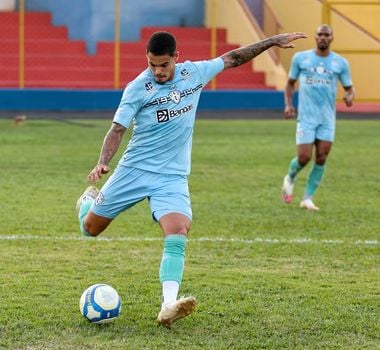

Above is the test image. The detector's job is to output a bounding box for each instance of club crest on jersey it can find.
[169,90,181,104]
[95,192,104,206]
[316,65,325,74]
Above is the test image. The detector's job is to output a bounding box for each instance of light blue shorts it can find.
[91,165,192,222]
[296,121,335,145]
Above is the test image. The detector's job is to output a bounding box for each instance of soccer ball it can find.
[79,284,122,324]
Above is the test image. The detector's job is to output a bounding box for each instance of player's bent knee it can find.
[83,212,113,237]
[174,224,190,235]
[298,155,311,165]
[163,224,190,236]
[159,213,191,235]
[315,155,327,165]
[82,222,103,237]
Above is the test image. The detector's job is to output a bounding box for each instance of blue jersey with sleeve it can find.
[113,57,224,175]
[289,50,352,124]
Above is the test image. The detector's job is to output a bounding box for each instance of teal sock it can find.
[159,234,187,285]
[78,200,93,236]
[305,163,325,198]
[288,157,304,180]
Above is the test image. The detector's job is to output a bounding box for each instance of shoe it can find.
[76,186,99,211]
[281,175,294,203]
[300,198,319,211]
[157,296,197,327]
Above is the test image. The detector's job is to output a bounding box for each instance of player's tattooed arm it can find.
[98,122,126,166]
[221,32,307,70]
[88,122,126,183]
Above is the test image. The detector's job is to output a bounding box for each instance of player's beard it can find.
[155,75,167,84]
[318,42,329,51]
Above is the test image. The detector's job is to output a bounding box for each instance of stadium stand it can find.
[0,12,272,90]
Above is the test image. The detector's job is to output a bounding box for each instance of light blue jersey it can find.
[92,58,224,221]
[113,58,224,175]
[289,49,352,126]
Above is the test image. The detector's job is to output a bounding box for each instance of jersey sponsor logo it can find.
[305,75,331,85]
[305,76,313,84]
[156,104,193,123]
[143,84,202,108]
[169,90,181,104]
[145,82,154,91]
[156,109,170,123]
[306,66,333,75]
[170,104,193,118]
[180,69,190,78]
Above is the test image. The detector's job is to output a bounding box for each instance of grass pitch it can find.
[0,117,379,349]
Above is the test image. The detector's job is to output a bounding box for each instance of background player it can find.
[281,24,354,211]
[77,30,307,327]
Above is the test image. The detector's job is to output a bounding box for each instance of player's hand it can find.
[284,105,296,119]
[88,164,110,183]
[274,32,308,49]
[343,93,353,107]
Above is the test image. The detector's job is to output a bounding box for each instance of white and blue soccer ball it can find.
[79,284,122,324]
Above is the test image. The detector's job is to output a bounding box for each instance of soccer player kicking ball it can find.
[77,30,306,327]
[281,24,354,211]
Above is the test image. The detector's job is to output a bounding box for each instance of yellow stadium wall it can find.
[329,0,380,38]
[265,0,380,101]
[205,0,288,90]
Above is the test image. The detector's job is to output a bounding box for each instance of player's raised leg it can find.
[77,186,99,235]
[76,186,112,236]
[156,213,197,327]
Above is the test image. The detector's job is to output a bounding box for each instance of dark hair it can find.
[146,31,177,56]
[316,24,333,35]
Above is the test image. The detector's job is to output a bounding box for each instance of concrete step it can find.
[0,40,87,54]
[0,26,68,39]
[0,11,52,25]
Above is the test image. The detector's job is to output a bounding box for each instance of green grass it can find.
[0,118,379,349]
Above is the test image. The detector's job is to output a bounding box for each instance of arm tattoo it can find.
[99,123,126,165]
[221,37,276,69]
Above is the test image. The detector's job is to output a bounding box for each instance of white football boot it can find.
[300,198,320,211]
[76,186,99,211]
[157,296,197,327]
[281,175,295,204]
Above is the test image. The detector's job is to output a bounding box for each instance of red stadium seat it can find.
[0,12,274,89]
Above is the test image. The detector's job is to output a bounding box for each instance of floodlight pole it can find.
[114,0,121,89]
[19,0,25,88]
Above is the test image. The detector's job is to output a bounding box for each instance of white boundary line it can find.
[0,235,378,246]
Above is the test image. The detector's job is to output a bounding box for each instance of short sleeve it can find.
[113,82,144,128]
[288,52,301,80]
[339,58,353,88]
[192,57,225,86]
